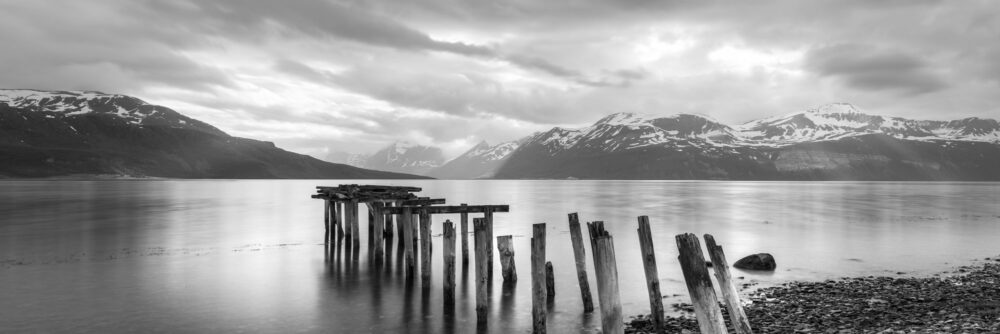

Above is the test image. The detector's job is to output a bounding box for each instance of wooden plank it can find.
[588,222,623,334]
[637,216,665,333]
[400,198,445,206]
[531,223,547,334]
[474,218,489,324]
[443,220,456,307]
[497,235,517,282]
[567,213,595,313]
[402,207,415,279]
[383,202,394,239]
[382,205,510,215]
[420,208,432,288]
[705,234,753,334]
[675,233,728,334]
[460,203,469,266]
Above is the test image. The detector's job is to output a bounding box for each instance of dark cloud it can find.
[804,44,948,95]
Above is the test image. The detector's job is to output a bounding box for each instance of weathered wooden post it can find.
[675,233,728,334]
[497,235,517,283]
[567,213,595,313]
[588,221,623,334]
[324,200,331,244]
[704,234,753,334]
[402,206,415,279]
[545,261,555,301]
[531,223,547,334]
[383,202,394,239]
[637,216,665,332]
[460,203,469,266]
[420,207,432,288]
[349,198,360,245]
[485,207,495,281]
[443,220,457,307]
[474,218,489,324]
[373,202,385,261]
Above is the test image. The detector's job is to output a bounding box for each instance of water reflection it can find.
[1,180,999,333]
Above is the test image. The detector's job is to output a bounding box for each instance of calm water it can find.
[2,180,999,333]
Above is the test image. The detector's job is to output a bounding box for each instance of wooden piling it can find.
[324,200,330,244]
[675,233,728,334]
[383,202,394,239]
[460,203,469,265]
[373,202,385,261]
[443,220,456,306]
[531,223,547,334]
[637,216,665,332]
[474,218,489,324]
[402,207,415,279]
[485,207,495,281]
[334,201,343,239]
[497,235,517,283]
[588,222,623,334]
[545,261,555,301]
[349,199,360,245]
[705,234,753,334]
[420,208,432,288]
[567,213,595,313]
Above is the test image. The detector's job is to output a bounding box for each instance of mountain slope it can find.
[0,89,426,179]
[361,141,445,175]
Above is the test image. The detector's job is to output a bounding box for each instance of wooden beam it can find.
[588,221,623,334]
[704,234,753,334]
[382,205,509,215]
[531,223,547,334]
[400,198,445,206]
[637,216,665,333]
[474,218,489,324]
[676,233,728,334]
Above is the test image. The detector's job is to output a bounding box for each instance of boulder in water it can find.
[734,253,776,271]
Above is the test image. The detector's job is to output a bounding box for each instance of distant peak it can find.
[594,112,654,126]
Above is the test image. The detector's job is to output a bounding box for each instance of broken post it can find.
[474,218,489,324]
[588,222,623,334]
[443,220,456,307]
[704,234,753,334]
[568,213,595,313]
[497,235,517,283]
[420,208,432,288]
[675,233,728,334]
[460,203,469,266]
[531,223,547,334]
[545,261,555,301]
[637,216,665,332]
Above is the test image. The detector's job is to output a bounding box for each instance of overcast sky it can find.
[2,1,998,159]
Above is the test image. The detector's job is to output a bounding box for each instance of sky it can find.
[2,1,999,159]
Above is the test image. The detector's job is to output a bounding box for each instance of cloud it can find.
[804,44,948,95]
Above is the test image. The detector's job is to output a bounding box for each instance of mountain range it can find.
[338,103,1000,180]
[0,89,424,179]
[3,89,998,180]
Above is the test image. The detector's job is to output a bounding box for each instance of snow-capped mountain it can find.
[427,140,521,179]
[736,103,1000,145]
[524,112,740,156]
[0,89,424,179]
[362,141,445,175]
[493,104,1000,180]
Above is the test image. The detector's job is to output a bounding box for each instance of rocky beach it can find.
[626,257,1000,333]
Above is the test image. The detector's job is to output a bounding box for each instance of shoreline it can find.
[626,256,1000,333]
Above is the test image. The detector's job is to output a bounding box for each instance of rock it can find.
[734,253,777,271]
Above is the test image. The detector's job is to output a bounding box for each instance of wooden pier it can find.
[312,184,754,334]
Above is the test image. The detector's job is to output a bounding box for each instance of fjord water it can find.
[2,180,999,333]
